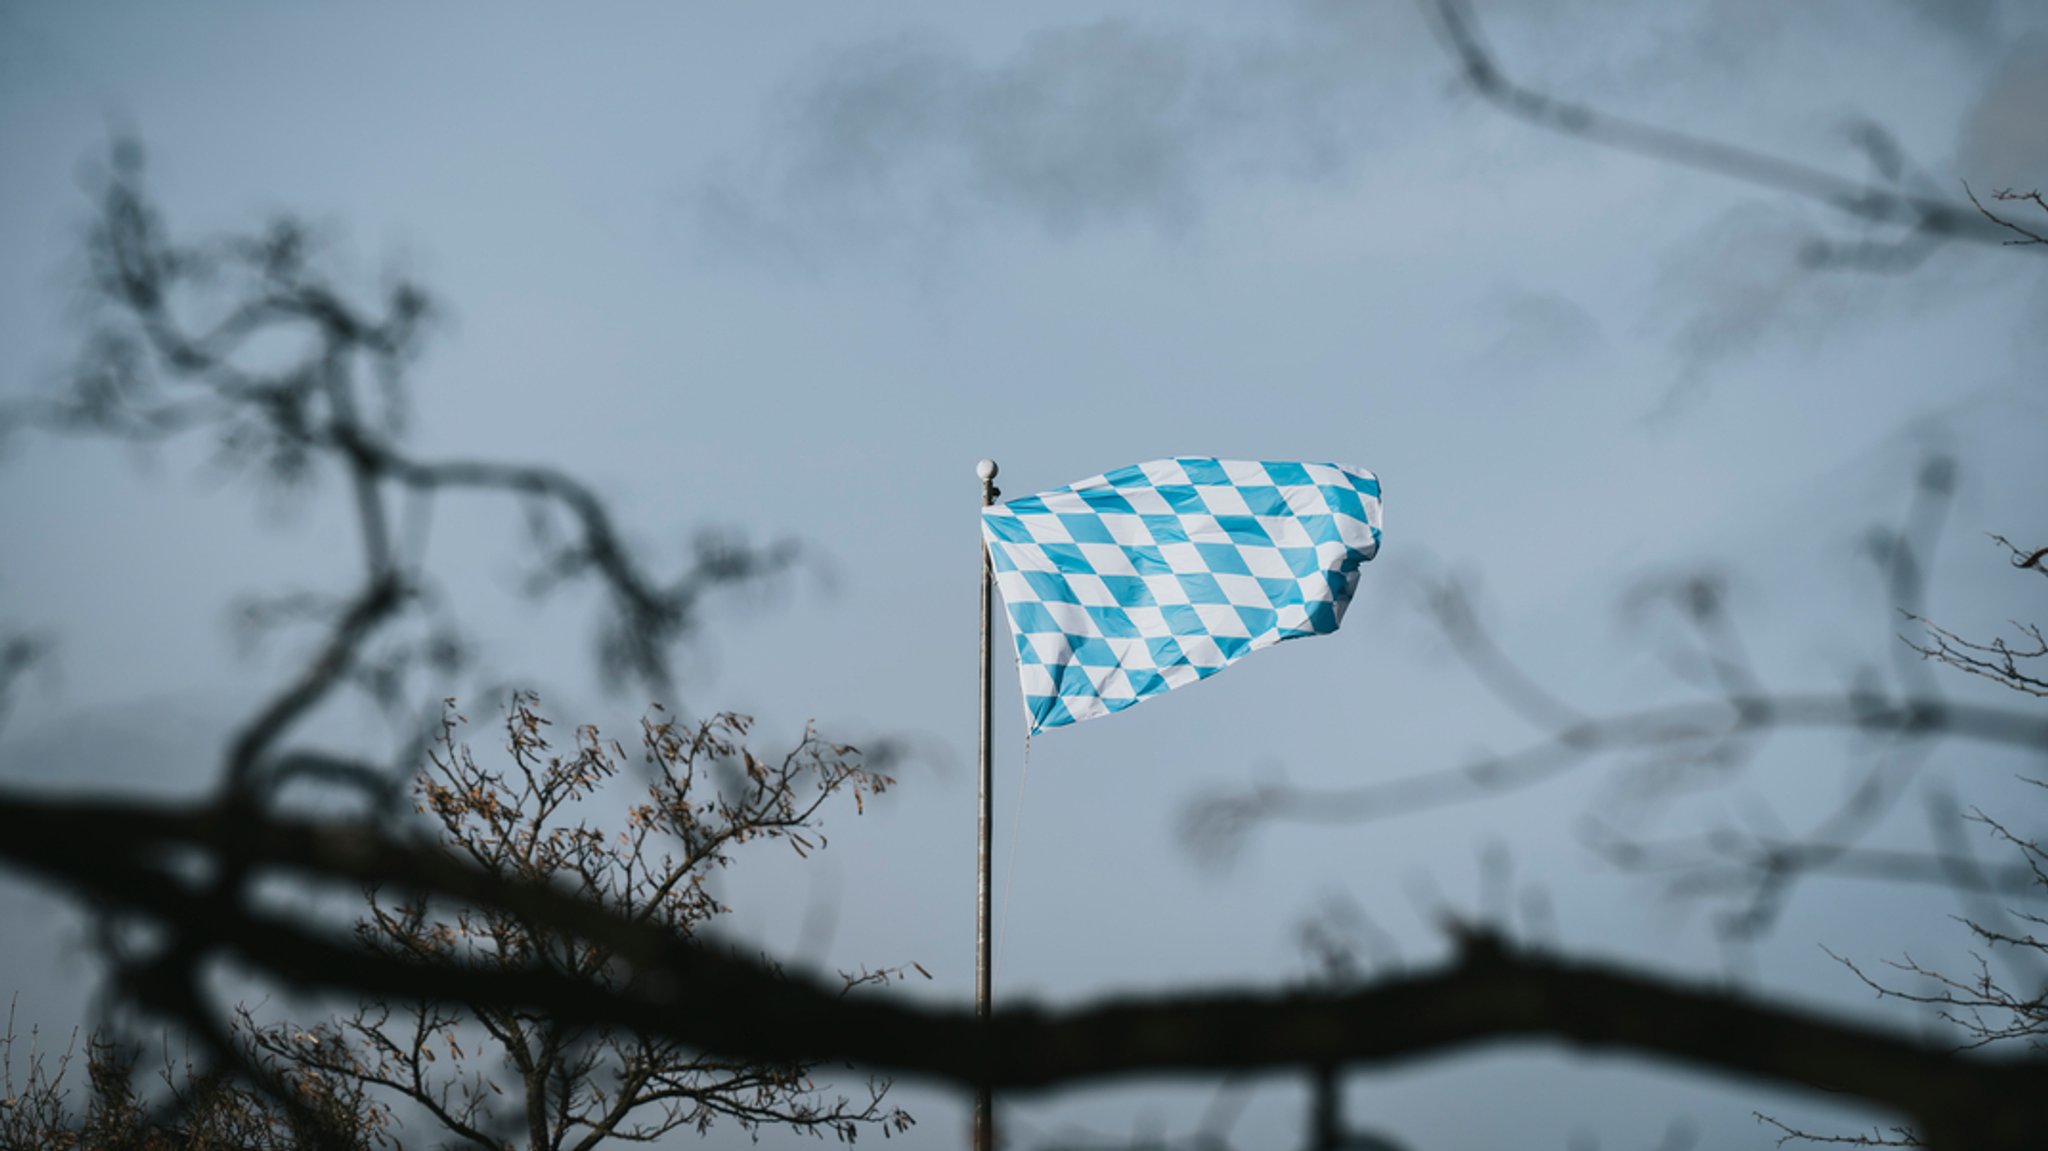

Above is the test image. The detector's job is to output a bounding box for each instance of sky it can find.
[2,1,2046,1147]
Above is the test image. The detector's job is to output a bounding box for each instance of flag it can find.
[981,457,1382,732]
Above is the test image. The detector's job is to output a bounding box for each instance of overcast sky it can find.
[2,2,2046,1147]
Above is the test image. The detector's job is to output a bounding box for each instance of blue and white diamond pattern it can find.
[981,458,1382,732]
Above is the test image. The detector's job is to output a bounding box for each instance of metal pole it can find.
[974,457,999,1151]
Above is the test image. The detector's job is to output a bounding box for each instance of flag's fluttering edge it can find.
[981,458,1381,732]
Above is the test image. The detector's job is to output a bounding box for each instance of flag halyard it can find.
[981,458,1382,732]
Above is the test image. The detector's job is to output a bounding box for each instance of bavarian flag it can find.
[981,458,1381,732]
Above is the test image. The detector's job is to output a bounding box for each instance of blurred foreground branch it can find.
[0,791,2042,1148]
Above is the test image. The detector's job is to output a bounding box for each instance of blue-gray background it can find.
[2,2,2045,1146]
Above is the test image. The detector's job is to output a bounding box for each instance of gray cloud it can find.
[698,3,1401,248]
[1883,0,2003,52]
[1473,287,1604,376]
[1652,205,1807,383]
[1645,200,1924,395]
[699,0,2048,272]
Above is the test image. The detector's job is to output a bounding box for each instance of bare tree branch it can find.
[1181,691,2048,865]
[1962,185,2048,248]
[1421,0,2022,266]
[0,141,802,812]
[1,792,2044,1147]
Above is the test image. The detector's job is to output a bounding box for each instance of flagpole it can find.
[975,457,999,1151]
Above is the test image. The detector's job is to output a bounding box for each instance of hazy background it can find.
[3,1,2046,1146]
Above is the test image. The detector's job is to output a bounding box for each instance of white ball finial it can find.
[976,458,999,481]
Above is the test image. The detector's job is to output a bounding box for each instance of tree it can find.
[1,999,391,1151]
[238,693,915,1150]
[0,141,904,1149]
[1746,539,2048,1147]
[1,695,915,1151]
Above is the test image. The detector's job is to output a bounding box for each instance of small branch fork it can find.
[1963,186,2048,248]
